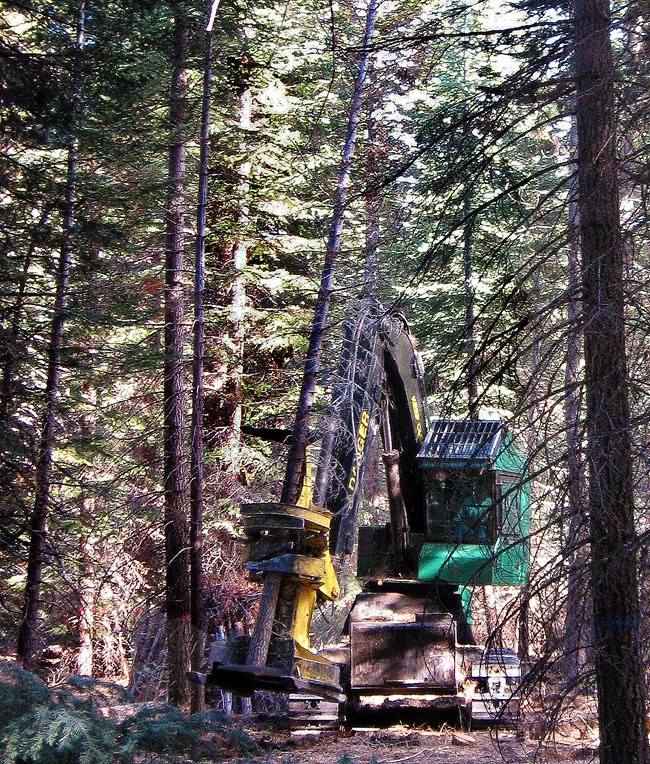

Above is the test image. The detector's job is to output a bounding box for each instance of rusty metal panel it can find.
[350,617,457,691]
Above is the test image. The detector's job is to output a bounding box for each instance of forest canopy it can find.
[2,0,650,760]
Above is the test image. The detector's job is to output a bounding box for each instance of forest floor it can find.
[0,656,599,764]
[236,718,598,764]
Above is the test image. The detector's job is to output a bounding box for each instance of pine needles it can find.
[0,662,116,764]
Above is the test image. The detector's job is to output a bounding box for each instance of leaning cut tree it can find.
[245,0,379,669]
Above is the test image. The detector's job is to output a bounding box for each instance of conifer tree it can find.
[163,0,191,707]
[16,0,86,669]
[574,0,649,758]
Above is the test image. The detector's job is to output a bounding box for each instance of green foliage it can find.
[1,0,646,742]
[65,675,130,707]
[224,725,260,758]
[337,755,355,764]
[0,661,49,726]
[0,663,251,764]
[118,704,198,758]
[0,663,116,764]
[116,705,259,762]
[4,703,116,764]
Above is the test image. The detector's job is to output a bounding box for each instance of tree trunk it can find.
[228,84,252,471]
[573,0,649,760]
[562,125,590,681]
[280,0,379,506]
[364,88,381,297]
[16,0,85,668]
[164,1,191,708]
[462,187,479,418]
[77,489,95,676]
[189,0,221,713]
[518,270,543,662]
[460,25,478,419]
[77,386,97,676]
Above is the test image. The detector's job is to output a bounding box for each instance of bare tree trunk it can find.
[364,89,381,297]
[77,387,97,676]
[77,489,95,676]
[16,1,85,669]
[562,128,590,681]
[247,0,378,671]
[462,187,478,418]
[189,0,221,714]
[517,271,543,662]
[228,83,254,717]
[460,23,478,419]
[281,0,378,506]
[228,84,252,471]
[573,0,649,759]
[164,1,191,708]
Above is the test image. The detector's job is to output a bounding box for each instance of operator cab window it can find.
[425,471,495,544]
[496,477,522,540]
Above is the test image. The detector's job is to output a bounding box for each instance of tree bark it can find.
[562,125,590,681]
[164,1,191,708]
[364,88,381,297]
[519,270,543,661]
[77,489,95,676]
[189,0,221,713]
[573,0,649,760]
[77,386,97,676]
[16,0,85,669]
[460,23,478,418]
[462,186,479,418]
[228,84,252,470]
[1,206,51,420]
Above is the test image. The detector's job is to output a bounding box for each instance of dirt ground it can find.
[248,724,598,764]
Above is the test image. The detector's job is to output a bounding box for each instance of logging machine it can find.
[203,299,530,726]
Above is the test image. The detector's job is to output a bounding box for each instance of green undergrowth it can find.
[0,661,263,764]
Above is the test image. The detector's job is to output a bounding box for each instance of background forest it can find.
[2,0,650,759]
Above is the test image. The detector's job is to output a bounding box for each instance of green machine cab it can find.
[417,419,530,587]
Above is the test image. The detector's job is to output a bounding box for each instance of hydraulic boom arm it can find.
[205,299,428,699]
